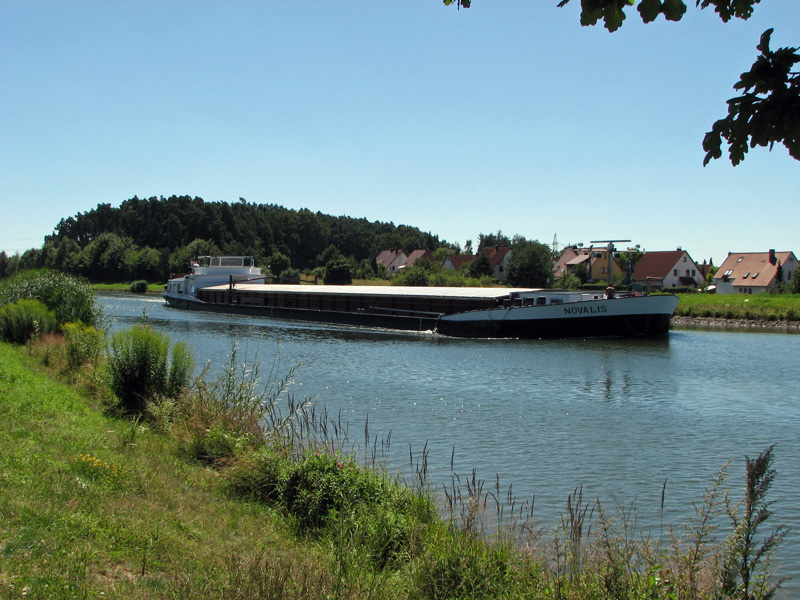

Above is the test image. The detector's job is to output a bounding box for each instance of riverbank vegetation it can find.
[674,293,800,322]
[0,274,791,599]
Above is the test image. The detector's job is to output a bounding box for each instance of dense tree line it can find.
[5,196,449,282]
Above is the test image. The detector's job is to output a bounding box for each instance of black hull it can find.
[436,313,672,339]
[164,297,671,339]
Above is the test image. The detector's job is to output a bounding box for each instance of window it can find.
[683,257,687,262]
[673,269,678,276]
[743,272,750,279]
[737,257,744,263]
[692,269,696,276]
[686,270,690,276]
[753,272,759,279]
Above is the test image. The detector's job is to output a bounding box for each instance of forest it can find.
[0,196,453,283]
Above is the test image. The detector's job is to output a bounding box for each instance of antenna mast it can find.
[589,239,631,284]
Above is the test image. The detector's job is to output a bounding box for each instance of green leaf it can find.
[663,0,687,21]
[602,5,627,32]
[638,0,662,23]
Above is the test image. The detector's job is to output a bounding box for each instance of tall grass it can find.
[107,325,194,413]
[0,298,57,343]
[63,321,104,370]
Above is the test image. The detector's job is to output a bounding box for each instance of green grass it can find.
[0,342,332,599]
[92,282,166,293]
[675,293,800,321]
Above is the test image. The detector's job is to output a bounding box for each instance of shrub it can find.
[0,269,101,327]
[323,258,353,285]
[0,299,57,344]
[107,325,194,413]
[394,267,429,287]
[229,447,433,568]
[63,321,103,370]
[129,280,148,293]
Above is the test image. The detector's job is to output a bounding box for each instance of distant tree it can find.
[18,249,43,272]
[464,239,474,254]
[505,239,552,287]
[46,238,80,273]
[267,252,291,278]
[130,246,164,282]
[323,258,353,285]
[432,247,451,263]
[787,265,800,294]
[352,258,376,280]
[775,262,784,283]
[445,0,799,166]
[168,238,221,275]
[5,254,20,278]
[0,251,8,279]
[465,253,495,279]
[316,244,343,266]
[573,262,590,285]
[477,231,511,254]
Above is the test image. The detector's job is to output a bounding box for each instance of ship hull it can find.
[164,291,677,339]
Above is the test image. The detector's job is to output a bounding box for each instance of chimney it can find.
[769,249,776,265]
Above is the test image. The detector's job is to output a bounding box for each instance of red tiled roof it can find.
[633,251,686,279]
[715,251,796,287]
[446,254,477,271]
[375,249,403,266]
[481,246,511,267]
[405,249,434,268]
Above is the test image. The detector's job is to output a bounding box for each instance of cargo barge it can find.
[163,256,679,338]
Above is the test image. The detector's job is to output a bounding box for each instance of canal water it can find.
[100,293,800,592]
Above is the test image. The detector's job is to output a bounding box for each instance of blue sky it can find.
[1,1,798,265]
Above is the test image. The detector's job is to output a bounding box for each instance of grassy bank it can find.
[0,342,332,599]
[675,293,800,322]
[92,282,166,294]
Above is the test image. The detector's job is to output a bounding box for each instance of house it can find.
[441,247,513,279]
[375,249,407,276]
[553,246,623,284]
[480,246,513,279]
[714,250,798,294]
[403,249,435,270]
[632,249,705,290]
[442,254,477,271]
[442,254,475,271]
